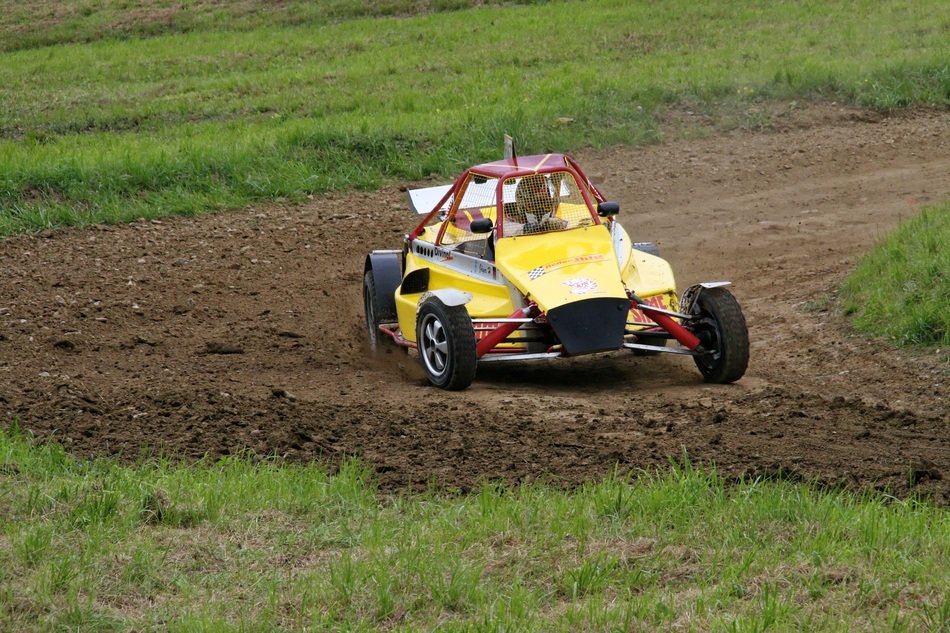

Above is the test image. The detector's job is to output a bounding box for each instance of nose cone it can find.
[547,297,629,355]
[495,225,628,312]
[493,225,631,354]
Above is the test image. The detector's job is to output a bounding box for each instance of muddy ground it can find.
[1,104,947,501]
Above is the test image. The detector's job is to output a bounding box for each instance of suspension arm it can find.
[629,293,703,351]
[476,305,538,358]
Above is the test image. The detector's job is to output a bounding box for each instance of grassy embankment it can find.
[1,426,947,632]
[842,202,949,348]
[1,0,947,234]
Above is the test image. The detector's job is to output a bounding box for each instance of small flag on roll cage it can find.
[504,134,517,163]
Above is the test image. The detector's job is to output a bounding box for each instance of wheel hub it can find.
[420,314,449,376]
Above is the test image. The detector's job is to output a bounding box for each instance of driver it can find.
[503,174,566,236]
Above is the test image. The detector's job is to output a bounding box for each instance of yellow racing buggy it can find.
[363,147,749,390]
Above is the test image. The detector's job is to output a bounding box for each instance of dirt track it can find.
[1,105,947,501]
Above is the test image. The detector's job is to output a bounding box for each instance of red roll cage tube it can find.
[407,154,606,242]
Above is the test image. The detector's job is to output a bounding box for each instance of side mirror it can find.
[470,217,494,234]
[597,201,620,217]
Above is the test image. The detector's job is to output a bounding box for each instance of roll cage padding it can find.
[364,251,403,322]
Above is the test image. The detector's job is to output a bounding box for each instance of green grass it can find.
[1,0,948,234]
[843,202,950,348]
[0,0,541,53]
[1,425,947,632]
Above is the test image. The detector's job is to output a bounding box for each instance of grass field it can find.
[1,426,947,632]
[0,0,542,52]
[1,0,947,234]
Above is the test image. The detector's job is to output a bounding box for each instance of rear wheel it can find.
[689,287,749,383]
[416,297,477,390]
[363,270,394,352]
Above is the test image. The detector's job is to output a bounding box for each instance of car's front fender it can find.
[680,281,732,315]
[421,288,473,308]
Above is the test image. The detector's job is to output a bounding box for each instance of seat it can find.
[455,238,492,259]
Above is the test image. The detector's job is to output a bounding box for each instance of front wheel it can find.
[689,287,749,383]
[416,297,477,390]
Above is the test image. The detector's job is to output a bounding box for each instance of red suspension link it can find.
[476,305,537,358]
[632,299,702,350]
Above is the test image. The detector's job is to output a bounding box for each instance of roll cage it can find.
[407,154,607,246]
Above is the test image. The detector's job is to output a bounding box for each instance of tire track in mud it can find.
[1,105,947,501]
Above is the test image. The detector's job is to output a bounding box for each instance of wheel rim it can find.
[419,313,449,377]
[693,314,722,373]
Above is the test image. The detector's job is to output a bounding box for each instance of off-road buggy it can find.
[363,145,749,390]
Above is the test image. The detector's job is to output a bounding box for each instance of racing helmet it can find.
[512,173,554,222]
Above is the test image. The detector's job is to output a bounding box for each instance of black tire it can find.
[363,270,394,353]
[689,287,749,383]
[415,297,477,390]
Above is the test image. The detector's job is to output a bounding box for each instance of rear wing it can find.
[407,184,453,215]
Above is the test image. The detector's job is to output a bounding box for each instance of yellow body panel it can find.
[621,252,676,299]
[395,252,515,343]
[612,222,679,319]
[495,225,627,312]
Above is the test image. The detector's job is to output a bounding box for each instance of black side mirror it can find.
[470,217,494,234]
[597,201,620,217]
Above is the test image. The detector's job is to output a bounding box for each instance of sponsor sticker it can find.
[476,262,496,278]
[629,294,672,322]
[562,277,599,295]
[525,254,608,280]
